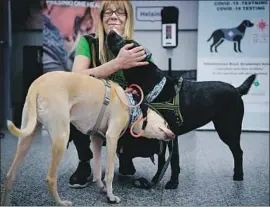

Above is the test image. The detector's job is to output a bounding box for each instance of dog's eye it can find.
[164,121,169,128]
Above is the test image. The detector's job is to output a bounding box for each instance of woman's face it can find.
[102,3,127,35]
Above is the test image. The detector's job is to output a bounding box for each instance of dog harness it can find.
[126,93,142,126]
[86,79,148,139]
[86,79,112,139]
[150,77,184,127]
[145,77,167,103]
[222,28,244,41]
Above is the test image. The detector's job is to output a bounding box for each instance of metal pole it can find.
[2,0,12,133]
[167,49,173,77]
[168,57,172,77]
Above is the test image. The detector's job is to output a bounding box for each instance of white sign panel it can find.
[132,1,198,31]
[197,1,269,131]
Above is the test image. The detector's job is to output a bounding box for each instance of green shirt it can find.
[75,36,128,88]
[75,36,153,89]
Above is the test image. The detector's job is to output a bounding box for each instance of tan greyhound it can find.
[1,71,175,206]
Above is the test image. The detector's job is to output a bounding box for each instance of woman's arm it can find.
[72,55,121,78]
[72,36,149,78]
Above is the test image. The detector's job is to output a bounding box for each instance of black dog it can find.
[107,30,256,189]
[207,20,254,53]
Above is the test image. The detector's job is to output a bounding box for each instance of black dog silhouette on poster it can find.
[207,20,254,53]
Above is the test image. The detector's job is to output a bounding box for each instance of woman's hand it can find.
[116,43,149,70]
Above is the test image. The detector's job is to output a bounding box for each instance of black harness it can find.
[150,77,184,128]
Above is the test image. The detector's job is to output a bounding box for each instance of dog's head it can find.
[242,20,254,28]
[106,30,127,57]
[106,30,152,61]
[132,108,175,141]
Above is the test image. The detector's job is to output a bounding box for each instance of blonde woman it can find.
[68,0,150,188]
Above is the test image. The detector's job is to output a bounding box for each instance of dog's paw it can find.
[106,195,121,204]
[58,200,73,206]
[165,180,179,189]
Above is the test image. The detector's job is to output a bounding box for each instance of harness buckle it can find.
[104,96,110,106]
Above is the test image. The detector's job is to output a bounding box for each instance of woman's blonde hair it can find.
[97,0,134,64]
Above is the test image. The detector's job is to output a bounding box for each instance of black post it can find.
[0,0,12,138]
[168,57,172,77]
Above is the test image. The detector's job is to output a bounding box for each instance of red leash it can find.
[112,82,146,138]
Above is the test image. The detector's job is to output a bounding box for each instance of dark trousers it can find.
[69,123,93,161]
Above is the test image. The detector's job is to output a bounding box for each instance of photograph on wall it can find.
[42,0,100,73]
[197,0,269,131]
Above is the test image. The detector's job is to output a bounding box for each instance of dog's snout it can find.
[168,131,176,139]
[159,127,175,140]
[165,129,175,140]
[245,20,254,27]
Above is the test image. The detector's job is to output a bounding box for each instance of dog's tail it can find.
[207,33,213,42]
[236,74,256,96]
[7,84,38,138]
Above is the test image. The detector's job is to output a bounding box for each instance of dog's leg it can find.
[46,120,72,206]
[90,135,106,192]
[104,123,123,204]
[234,42,238,52]
[151,144,166,184]
[214,39,224,52]
[229,142,243,180]
[165,139,180,189]
[2,134,36,205]
[210,43,214,53]
[213,109,244,181]
[237,40,242,52]
[1,108,38,206]
[210,37,222,52]
[104,136,120,203]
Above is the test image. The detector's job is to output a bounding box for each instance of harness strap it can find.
[145,77,166,103]
[175,77,183,98]
[133,103,174,188]
[87,79,111,138]
[133,94,148,131]
[150,77,184,126]
[131,77,184,189]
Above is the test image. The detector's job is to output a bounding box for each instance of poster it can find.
[42,0,100,73]
[197,1,269,131]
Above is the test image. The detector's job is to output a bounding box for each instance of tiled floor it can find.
[1,129,269,206]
